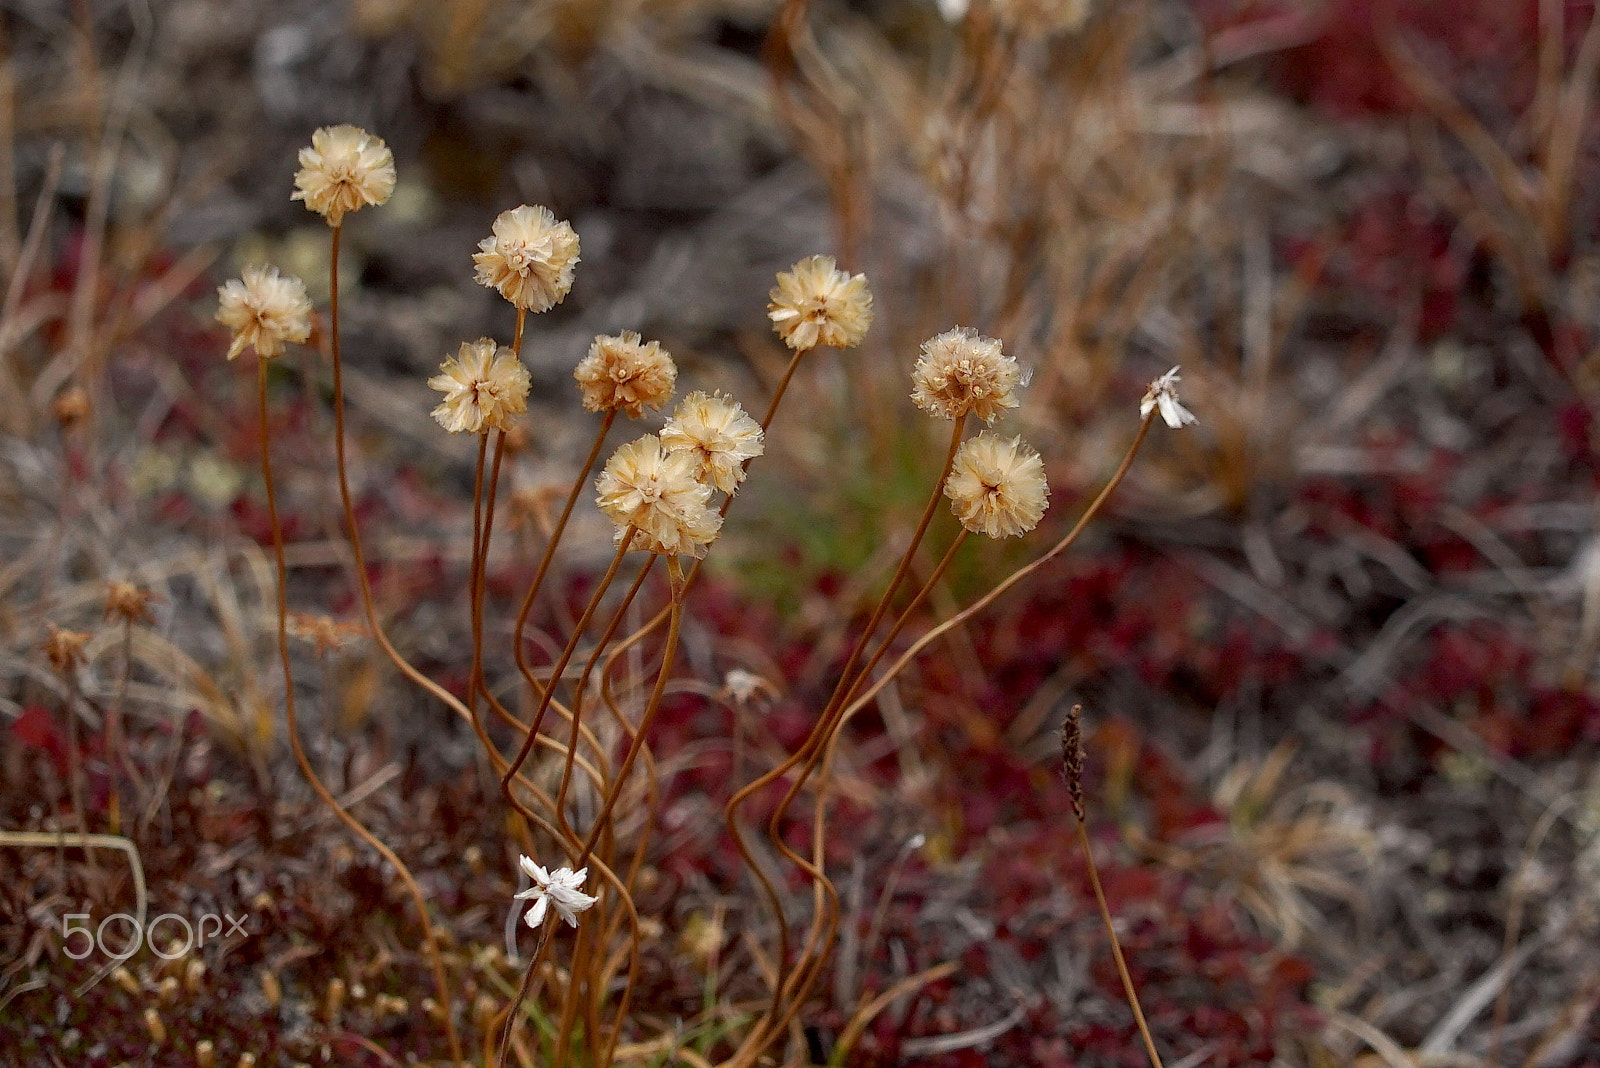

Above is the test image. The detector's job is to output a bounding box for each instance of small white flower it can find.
[1140,366,1196,429]
[514,856,598,928]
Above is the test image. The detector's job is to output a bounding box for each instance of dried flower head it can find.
[595,434,722,557]
[428,339,531,434]
[660,390,764,494]
[216,265,313,360]
[1140,366,1197,429]
[514,856,598,928]
[473,205,580,312]
[912,327,1022,423]
[291,125,396,226]
[767,254,873,351]
[285,612,365,655]
[53,386,90,428]
[573,332,676,417]
[104,581,156,626]
[944,432,1049,538]
[43,624,91,675]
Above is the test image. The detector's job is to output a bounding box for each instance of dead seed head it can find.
[42,624,90,675]
[428,338,531,434]
[1140,366,1197,429]
[913,327,1022,423]
[216,265,313,361]
[1061,705,1085,822]
[595,434,722,558]
[767,254,874,351]
[574,331,677,417]
[52,386,90,427]
[104,581,156,625]
[660,390,765,494]
[473,204,580,312]
[291,124,396,226]
[944,431,1049,538]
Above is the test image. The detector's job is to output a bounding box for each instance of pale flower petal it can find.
[573,333,676,417]
[513,855,597,929]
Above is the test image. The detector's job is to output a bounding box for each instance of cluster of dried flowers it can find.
[210,122,1198,962]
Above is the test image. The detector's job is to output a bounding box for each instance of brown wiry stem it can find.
[258,356,463,1066]
[1075,815,1164,1068]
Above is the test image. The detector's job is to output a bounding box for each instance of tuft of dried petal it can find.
[573,332,676,417]
[514,856,598,928]
[291,125,396,226]
[1140,366,1197,429]
[595,435,722,557]
[473,204,580,312]
[428,339,531,434]
[216,265,313,360]
[660,390,764,494]
[104,581,156,625]
[767,254,873,351]
[43,625,90,675]
[912,327,1022,423]
[944,431,1049,538]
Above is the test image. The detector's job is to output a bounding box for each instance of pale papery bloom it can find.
[291,125,396,226]
[1140,366,1197,429]
[216,265,313,360]
[767,254,873,351]
[595,435,722,558]
[660,390,765,494]
[944,432,1049,539]
[514,856,597,928]
[473,205,580,312]
[911,327,1022,423]
[428,339,531,434]
[573,332,677,417]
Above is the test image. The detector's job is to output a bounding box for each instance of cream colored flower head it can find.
[1140,366,1196,429]
[660,390,765,494]
[428,339,531,434]
[574,332,676,417]
[514,856,597,928]
[216,265,313,360]
[473,205,580,312]
[595,434,722,557]
[912,327,1022,423]
[944,432,1049,539]
[767,254,873,351]
[291,125,396,226]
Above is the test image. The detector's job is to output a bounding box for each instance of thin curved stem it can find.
[259,356,462,1065]
[1077,815,1165,1068]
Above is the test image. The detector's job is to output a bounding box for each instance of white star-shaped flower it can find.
[513,856,598,928]
[1140,366,1197,429]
